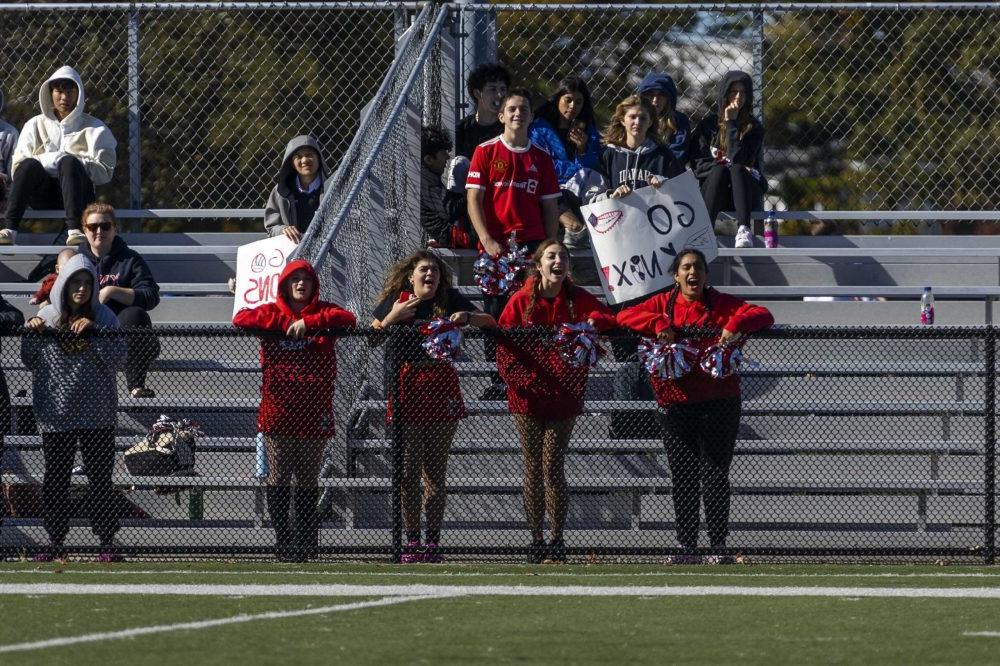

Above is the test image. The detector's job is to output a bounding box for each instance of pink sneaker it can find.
[97,550,125,563]
[33,548,66,563]
[400,539,423,564]
[423,542,444,564]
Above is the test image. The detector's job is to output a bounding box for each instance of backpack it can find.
[124,415,202,492]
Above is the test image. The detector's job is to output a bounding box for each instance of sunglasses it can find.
[84,222,113,233]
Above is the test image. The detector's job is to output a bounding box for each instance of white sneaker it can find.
[66,229,86,246]
[734,225,754,248]
[0,229,16,245]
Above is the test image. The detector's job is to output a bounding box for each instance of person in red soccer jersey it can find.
[372,250,496,563]
[616,249,773,565]
[496,239,616,564]
[467,87,562,398]
[233,259,357,562]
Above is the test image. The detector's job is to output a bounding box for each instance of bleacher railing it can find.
[0,325,996,563]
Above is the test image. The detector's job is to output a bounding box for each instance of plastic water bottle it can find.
[255,432,269,479]
[763,211,778,249]
[920,287,935,325]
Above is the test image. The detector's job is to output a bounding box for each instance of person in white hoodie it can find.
[0,66,117,246]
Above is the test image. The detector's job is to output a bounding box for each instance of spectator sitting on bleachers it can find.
[637,72,691,164]
[77,203,161,399]
[0,86,18,229]
[690,71,766,249]
[263,135,328,244]
[233,259,357,562]
[22,253,127,562]
[372,250,495,563]
[29,248,77,306]
[455,63,510,159]
[420,126,472,249]
[616,248,773,565]
[528,76,602,250]
[497,239,616,563]
[0,66,117,247]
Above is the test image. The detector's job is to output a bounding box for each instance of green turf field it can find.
[2,562,1000,664]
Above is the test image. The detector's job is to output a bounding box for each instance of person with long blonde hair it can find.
[496,239,616,563]
[373,250,495,563]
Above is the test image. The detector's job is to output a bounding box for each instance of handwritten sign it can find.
[579,170,717,305]
[232,235,298,316]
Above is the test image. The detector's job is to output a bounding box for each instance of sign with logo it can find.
[579,170,717,305]
[233,235,298,316]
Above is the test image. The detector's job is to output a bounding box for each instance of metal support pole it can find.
[127,8,142,228]
[985,326,996,564]
[388,327,403,563]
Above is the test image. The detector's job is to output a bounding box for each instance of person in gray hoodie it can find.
[1,66,117,247]
[263,135,328,244]
[21,253,127,561]
[0,87,18,227]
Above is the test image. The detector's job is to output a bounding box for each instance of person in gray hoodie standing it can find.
[0,87,18,228]
[21,253,127,562]
[0,66,117,247]
[263,135,328,244]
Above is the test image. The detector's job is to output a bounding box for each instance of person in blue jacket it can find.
[528,76,602,248]
[637,72,691,164]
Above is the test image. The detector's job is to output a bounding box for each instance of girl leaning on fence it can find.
[21,254,127,562]
[372,250,495,563]
[616,249,773,564]
[233,259,356,562]
[497,239,616,563]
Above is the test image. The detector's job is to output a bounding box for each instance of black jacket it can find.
[0,295,24,435]
[584,138,685,204]
[690,71,765,186]
[79,236,161,314]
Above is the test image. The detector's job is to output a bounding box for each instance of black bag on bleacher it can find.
[124,415,201,491]
[609,362,661,440]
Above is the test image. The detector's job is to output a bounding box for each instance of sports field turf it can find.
[2,562,1000,664]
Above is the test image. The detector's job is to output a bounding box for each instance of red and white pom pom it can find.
[699,343,745,379]
[474,232,532,296]
[637,338,698,380]
[419,318,463,362]
[554,322,604,368]
[473,252,503,295]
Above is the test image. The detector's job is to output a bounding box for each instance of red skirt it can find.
[388,362,466,424]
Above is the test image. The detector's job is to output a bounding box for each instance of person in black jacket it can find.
[690,71,766,249]
[77,202,161,397]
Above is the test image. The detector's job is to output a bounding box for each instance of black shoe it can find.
[480,382,507,401]
[544,538,566,563]
[526,539,546,564]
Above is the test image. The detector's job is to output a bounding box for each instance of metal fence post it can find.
[388,327,403,563]
[127,7,142,224]
[456,0,495,117]
[985,326,996,564]
[752,7,766,233]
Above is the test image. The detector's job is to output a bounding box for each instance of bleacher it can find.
[1,214,994,556]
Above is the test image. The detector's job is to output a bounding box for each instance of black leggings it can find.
[700,163,761,229]
[41,428,118,546]
[658,397,742,549]
[117,306,160,389]
[4,157,96,232]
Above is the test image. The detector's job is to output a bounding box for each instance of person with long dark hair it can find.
[372,250,495,563]
[497,239,616,563]
[616,249,773,564]
[21,254,127,562]
[690,71,767,249]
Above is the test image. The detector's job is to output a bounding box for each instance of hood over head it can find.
[276,259,320,316]
[43,253,97,325]
[717,70,753,113]
[39,65,86,125]
[637,72,678,108]
[277,135,328,191]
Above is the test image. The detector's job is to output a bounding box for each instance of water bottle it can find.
[763,211,778,249]
[920,287,934,325]
[255,432,269,479]
[187,488,204,520]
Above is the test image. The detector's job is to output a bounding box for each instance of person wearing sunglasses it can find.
[76,202,160,398]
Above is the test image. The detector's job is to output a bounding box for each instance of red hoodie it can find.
[232,259,357,438]
[616,287,773,406]
[497,277,617,419]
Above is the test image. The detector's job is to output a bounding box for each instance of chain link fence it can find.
[0,324,996,562]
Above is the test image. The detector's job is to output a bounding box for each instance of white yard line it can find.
[964,631,1000,637]
[3,582,1000,599]
[0,594,444,654]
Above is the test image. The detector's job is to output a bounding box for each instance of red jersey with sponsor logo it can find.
[466,136,560,248]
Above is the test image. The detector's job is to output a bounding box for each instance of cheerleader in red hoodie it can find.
[616,249,773,564]
[232,259,356,561]
[497,239,616,563]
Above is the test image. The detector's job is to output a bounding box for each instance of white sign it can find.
[232,235,298,316]
[580,170,717,305]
